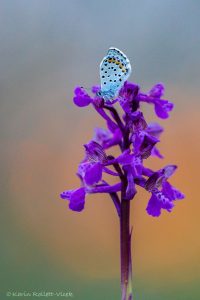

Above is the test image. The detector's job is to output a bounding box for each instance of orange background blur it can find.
[1,1,200,299]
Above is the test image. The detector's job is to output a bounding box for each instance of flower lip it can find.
[154,99,174,119]
[137,83,174,119]
[73,86,92,107]
[162,181,185,201]
[84,162,103,186]
[60,187,86,212]
[146,190,174,217]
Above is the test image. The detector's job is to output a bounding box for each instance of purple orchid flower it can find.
[60,53,184,300]
[145,165,184,216]
[137,83,174,119]
[60,187,86,212]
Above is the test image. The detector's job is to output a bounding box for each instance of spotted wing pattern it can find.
[99,47,132,102]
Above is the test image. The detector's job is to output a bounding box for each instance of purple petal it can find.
[73,87,92,107]
[147,122,164,138]
[91,85,101,94]
[172,187,185,200]
[60,187,86,212]
[154,100,174,119]
[146,190,174,217]
[162,181,185,201]
[94,127,112,145]
[133,132,159,159]
[119,81,140,113]
[119,81,140,100]
[130,111,147,132]
[161,197,174,211]
[146,194,162,217]
[151,146,164,159]
[132,156,143,177]
[114,150,134,165]
[142,167,154,177]
[84,162,102,185]
[73,95,91,107]
[163,165,177,179]
[149,83,165,98]
[94,127,122,149]
[132,131,144,154]
[119,96,132,114]
[69,187,86,212]
[156,190,174,212]
[106,117,119,133]
[104,128,122,148]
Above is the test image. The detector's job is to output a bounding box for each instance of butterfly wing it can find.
[99,47,132,101]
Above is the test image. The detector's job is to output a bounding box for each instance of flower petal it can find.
[114,149,134,165]
[61,187,86,212]
[147,122,164,138]
[146,190,174,217]
[73,87,92,107]
[163,165,177,179]
[162,181,185,201]
[84,162,102,185]
[151,146,164,159]
[94,127,112,145]
[154,100,174,119]
[149,83,165,98]
[146,193,162,217]
[91,85,101,94]
[119,81,140,113]
[134,132,159,159]
[69,187,86,212]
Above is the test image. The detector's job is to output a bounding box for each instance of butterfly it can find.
[97,47,132,103]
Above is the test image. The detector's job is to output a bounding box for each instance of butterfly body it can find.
[97,47,132,103]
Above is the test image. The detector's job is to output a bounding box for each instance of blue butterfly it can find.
[97,47,132,103]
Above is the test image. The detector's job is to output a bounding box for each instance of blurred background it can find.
[0,1,200,299]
